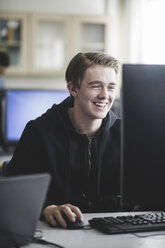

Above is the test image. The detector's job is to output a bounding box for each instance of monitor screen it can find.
[2,89,69,146]
[0,90,5,149]
[121,64,165,211]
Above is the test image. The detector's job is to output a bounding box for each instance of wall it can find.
[0,0,123,91]
[0,0,105,15]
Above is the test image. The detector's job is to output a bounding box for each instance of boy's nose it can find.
[98,87,108,99]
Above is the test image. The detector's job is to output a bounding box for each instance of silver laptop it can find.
[0,173,51,247]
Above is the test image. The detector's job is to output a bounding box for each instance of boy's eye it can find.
[108,84,116,90]
[91,85,100,88]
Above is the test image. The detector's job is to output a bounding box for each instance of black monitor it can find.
[0,89,69,151]
[121,64,165,211]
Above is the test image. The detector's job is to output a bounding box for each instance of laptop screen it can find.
[0,173,50,247]
[121,64,165,211]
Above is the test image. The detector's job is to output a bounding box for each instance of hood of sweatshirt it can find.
[40,96,118,135]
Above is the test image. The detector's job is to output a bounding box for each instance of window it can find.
[141,0,165,64]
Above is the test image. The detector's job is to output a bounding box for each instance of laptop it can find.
[0,173,51,247]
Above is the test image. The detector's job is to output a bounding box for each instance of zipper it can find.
[87,137,92,177]
[83,136,93,209]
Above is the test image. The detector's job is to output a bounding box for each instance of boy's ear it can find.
[67,82,78,97]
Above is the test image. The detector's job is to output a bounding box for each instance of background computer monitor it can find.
[121,64,165,211]
[1,89,69,150]
[0,90,5,150]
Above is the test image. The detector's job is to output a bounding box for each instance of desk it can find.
[23,212,165,248]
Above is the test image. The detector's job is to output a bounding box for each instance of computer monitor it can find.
[1,89,69,149]
[121,64,165,211]
[0,90,5,150]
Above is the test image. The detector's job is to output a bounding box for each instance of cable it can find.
[33,230,65,248]
[82,224,93,230]
[33,237,65,248]
[132,232,165,238]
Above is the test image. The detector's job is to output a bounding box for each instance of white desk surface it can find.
[23,212,165,248]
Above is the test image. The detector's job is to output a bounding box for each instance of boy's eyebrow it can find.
[88,81,102,85]
[88,81,117,85]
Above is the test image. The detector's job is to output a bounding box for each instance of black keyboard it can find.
[89,212,165,234]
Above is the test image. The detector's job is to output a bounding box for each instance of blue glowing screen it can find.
[6,90,69,142]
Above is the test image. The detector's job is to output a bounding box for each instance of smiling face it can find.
[68,65,117,121]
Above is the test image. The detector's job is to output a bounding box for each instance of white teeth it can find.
[95,102,107,107]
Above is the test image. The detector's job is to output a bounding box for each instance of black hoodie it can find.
[7,96,121,213]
